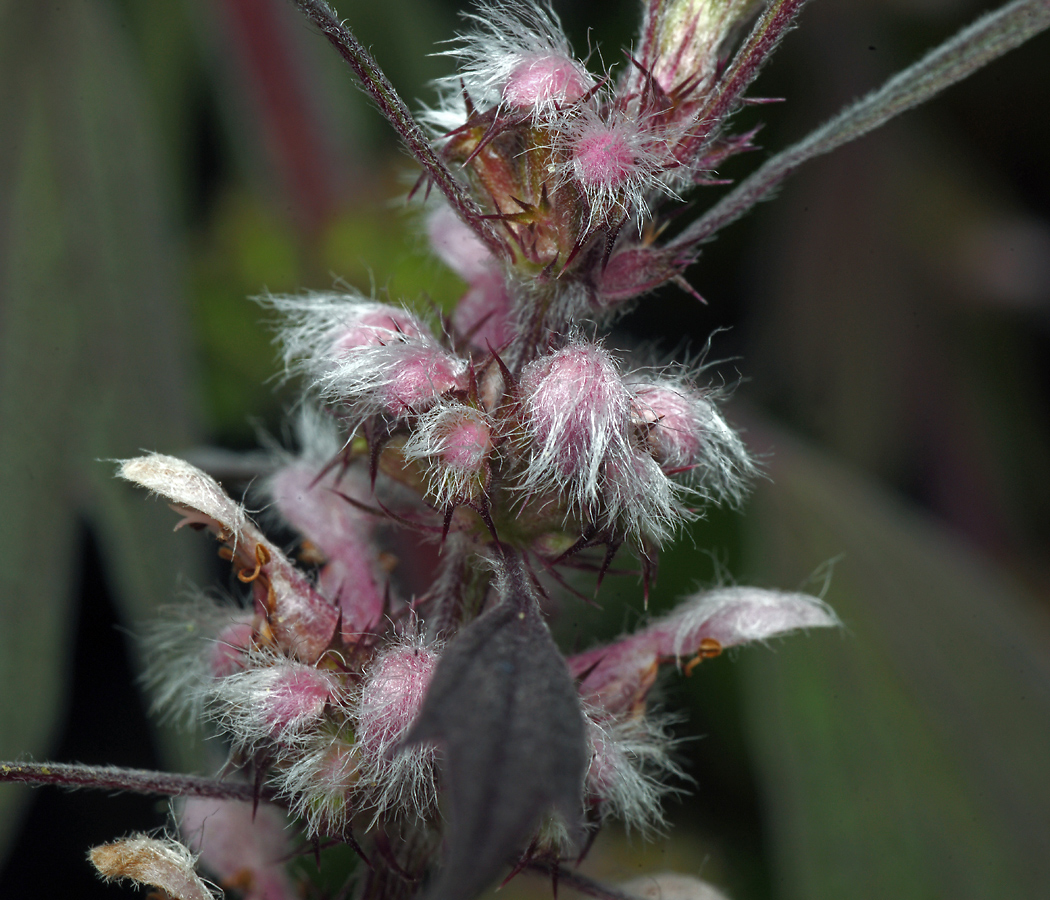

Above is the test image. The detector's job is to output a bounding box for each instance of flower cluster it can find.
[0,0,1038,894]
[94,4,847,897]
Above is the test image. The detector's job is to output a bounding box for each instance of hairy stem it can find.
[292,0,508,258]
[0,761,277,803]
[673,0,1050,253]
[694,0,812,136]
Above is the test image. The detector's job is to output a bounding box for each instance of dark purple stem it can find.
[524,861,640,900]
[0,761,277,803]
[292,0,508,259]
[694,0,811,134]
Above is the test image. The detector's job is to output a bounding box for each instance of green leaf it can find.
[739,424,1050,899]
[0,0,204,859]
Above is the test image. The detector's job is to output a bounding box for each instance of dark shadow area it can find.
[0,525,167,899]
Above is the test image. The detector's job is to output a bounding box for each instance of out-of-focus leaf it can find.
[0,0,202,859]
[405,556,587,900]
[739,422,1050,899]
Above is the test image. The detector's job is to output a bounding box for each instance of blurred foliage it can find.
[2,0,1049,898]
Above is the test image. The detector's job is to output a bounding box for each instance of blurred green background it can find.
[1,0,1048,898]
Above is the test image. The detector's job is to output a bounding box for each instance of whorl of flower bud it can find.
[402,402,495,508]
[436,0,594,120]
[518,341,632,518]
[355,640,441,821]
[206,657,346,752]
[584,713,683,834]
[629,378,755,505]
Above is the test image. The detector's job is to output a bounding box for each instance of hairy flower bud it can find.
[357,643,439,759]
[355,641,441,819]
[209,659,345,750]
[638,0,762,96]
[630,378,754,504]
[519,342,632,516]
[402,403,495,507]
[503,52,591,109]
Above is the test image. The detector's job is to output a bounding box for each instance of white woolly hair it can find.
[431,0,593,121]
[284,403,346,466]
[515,338,634,524]
[548,105,679,231]
[263,292,424,376]
[204,650,348,754]
[584,711,686,835]
[263,291,463,420]
[400,401,494,508]
[601,448,691,546]
[138,589,252,730]
[352,635,441,828]
[627,372,757,508]
[274,721,360,837]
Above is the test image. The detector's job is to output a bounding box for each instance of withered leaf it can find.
[404,557,587,900]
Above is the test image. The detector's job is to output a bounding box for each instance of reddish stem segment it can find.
[693,0,811,138]
[0,761,276,803]
[293,0,508,259]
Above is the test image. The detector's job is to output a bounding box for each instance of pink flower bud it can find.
[630,378,755,504]
[383,344,466,415]
[441,415,492,471]
[560,113,672,226]
[260,665,339,735]
[356,643,439,760]
[574,122,639,191]
[632,383,706,468]
[209,618,255,678]
[403,404,495,507]
[331,304,425,355]
[210,659,345,749]
[520,343,631,513]
[502,52,590,108]
[570,587,839,715]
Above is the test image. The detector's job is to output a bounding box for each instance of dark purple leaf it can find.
[404,555,587,900]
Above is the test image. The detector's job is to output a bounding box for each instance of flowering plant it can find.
[3,1,1047,899]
